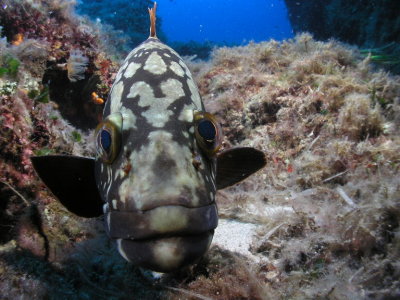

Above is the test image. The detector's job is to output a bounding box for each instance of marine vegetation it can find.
[0,1,400,300]
[360,42,400,66]
[0,55,20,78]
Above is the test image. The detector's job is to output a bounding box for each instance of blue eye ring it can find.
[194,111,222,157]
[95,113,122,164]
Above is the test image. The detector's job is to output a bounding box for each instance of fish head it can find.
[93,38,222,272]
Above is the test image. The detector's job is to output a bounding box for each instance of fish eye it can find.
[198,119,216,141]
[95,113,122,164]
[194,111,222,157]
[100,129,112,152]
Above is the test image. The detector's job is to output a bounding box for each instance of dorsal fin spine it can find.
[148,2,157,38]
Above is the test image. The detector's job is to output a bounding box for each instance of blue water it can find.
[156,0,293,44]
[77,0,293,46]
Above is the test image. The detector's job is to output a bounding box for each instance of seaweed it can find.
[360,43,400,66]
[0,55,20,78]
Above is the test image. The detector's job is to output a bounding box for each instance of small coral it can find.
[66,49,89,82]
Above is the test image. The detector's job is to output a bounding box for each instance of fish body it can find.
[96,36,219,271]
[31,3,266,272]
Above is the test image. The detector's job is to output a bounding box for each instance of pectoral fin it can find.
[31,155,103,218]
[216,147,266,190]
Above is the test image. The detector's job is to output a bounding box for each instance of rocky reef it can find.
[0,0,124,129]
[284,0,400,74]
[185,33,400,299]
[1,1,400,299]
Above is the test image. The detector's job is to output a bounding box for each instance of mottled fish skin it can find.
[94,37,218,272]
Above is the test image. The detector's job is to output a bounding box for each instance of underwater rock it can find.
[284,0,400,73]
[185,33,400,299]
[284,0,400,47]
[0,0,121,129]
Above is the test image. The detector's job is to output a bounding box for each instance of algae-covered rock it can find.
[284,0,400,74]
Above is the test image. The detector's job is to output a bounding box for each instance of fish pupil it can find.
[198,119,216,141]
[100,129,112,152]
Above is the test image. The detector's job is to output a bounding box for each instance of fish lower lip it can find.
[118,230,214,273]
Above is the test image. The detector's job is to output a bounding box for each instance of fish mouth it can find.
[106,203,218,240]
[105,204,218,272]
[117,231,214,273]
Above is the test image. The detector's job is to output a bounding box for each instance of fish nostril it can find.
[178,194,191,205]
[122,162,132,176]
[192,154,202,170]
